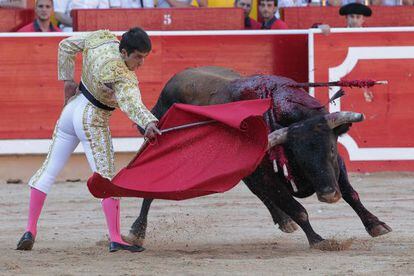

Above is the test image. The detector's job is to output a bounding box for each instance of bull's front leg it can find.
[243,179,298,233]
[268,204,299,233]
[123,198,153,246]
[337,156,392,237]
[244,167,324,248]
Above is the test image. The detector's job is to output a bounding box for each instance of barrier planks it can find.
[310,28,414,171]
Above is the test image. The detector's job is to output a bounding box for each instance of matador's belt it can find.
[79,81,115,111]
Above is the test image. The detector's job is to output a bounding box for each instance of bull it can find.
[125,66,392,248]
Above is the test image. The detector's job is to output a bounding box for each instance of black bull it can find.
[125,66,392,248]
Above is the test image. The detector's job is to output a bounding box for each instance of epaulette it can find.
[85,30,119,50]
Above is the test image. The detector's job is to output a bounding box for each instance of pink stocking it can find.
[26,188,47,238]
[101,198,129,245]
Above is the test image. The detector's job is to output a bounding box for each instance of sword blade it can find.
[160,120,216,134]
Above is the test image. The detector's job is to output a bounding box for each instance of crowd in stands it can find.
[0,0,412,32]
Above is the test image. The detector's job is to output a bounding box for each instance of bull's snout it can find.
[317,190,342,203]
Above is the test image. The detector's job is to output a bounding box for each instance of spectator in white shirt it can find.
[275,0,308,19]
[54,0,118,32]
[156,0,207,8]
[111,0,155,8]
[369,0,399,5]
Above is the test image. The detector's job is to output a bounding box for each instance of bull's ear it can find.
[333,123,352,136]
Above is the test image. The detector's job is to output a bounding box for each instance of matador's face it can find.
[121,49,150,71]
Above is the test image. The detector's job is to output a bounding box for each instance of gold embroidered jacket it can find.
[58,30,157,129]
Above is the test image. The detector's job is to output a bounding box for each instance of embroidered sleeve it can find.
[114,79,158,129]
[101,60,158,128]
[57,33,87,81]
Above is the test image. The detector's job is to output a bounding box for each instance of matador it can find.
[17,27,161,253]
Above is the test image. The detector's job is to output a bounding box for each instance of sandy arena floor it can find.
[1,172,413,275]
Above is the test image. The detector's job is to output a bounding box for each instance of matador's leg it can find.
[17,97,80,250]
[76,99,143,253]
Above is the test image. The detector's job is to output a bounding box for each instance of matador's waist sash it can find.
[79,81,115,111]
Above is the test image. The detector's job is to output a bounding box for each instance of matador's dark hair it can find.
[119,27,152,55]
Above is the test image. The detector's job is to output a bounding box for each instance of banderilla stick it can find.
[288,80,388,89]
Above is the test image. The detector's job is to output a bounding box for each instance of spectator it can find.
[326,0,342,6]
[234,0,261,29]
[53,0,72,32]
[54,0,118,32]
[18,0,61,32]
[275,0,307,19]
[156,0,207,8]
[114,0,155,7]
[345,0,397,4]
[369,0,397,5]
[0,0,26,8]
[402,0,413,4]
[369,0,382,5]
[278,0,307,6]
[339,2,372,27]
[258,0,288,29]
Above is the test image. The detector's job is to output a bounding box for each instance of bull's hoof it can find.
[122,232,145,247]
[278,219,298,233]
[366,222,392,237]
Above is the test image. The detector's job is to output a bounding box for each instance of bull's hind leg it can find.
[337,156,392,237]
[243,181,298,233]
[244,165,324,247]
[123,198,153,246]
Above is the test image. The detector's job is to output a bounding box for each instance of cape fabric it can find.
[87,99,271,200]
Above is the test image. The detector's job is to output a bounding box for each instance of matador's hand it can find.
[64,80,78,105]
[144,121,162,142]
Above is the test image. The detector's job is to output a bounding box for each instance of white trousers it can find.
[29,93,115,194]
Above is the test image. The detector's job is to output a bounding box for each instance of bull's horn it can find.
[267,127,288,149]
[325,111,365,129]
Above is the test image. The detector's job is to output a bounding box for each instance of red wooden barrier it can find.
[283,6,414,29]
[0,32,307,140]
[310,29,414,171]
[72,8,244,31]
[1,29,413,172]
[0,8,34,32]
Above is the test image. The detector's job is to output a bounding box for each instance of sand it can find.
[1,172,413,275]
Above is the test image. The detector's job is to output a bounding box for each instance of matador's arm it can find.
[100,59,158,129]
[57,33,87,81]
[57,34,88,104]
[113,79,158,129]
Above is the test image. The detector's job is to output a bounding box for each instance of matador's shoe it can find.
[109,242,145,253]
[16,231,35,251]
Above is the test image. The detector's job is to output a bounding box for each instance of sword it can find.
[135,120,217,157]
[160,120,216,134]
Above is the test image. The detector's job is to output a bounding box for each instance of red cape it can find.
[87,99,270,200]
